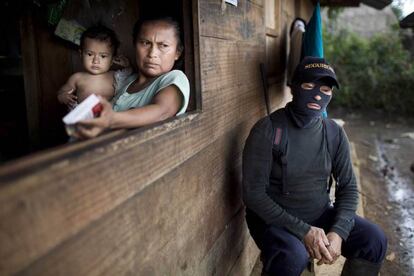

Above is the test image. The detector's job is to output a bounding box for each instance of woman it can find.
[74,17,190,139]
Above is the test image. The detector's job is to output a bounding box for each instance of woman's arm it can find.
[110,85,182,128]
[74,85,183,139]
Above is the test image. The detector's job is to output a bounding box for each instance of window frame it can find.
[264,0,284,86]
[0,0,202,169]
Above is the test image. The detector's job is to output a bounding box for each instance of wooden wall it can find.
[0,0,312,275]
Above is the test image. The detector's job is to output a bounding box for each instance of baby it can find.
[58,25,129,109]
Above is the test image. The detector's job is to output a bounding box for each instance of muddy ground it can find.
[331,108,414,276]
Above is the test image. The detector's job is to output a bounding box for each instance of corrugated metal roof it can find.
[313,0,392,9]
[314,0,360,7]
[400,12,414,28]
[361,0,393,10]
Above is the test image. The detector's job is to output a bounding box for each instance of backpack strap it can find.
[269,109,289,195]
[323,118,341,193]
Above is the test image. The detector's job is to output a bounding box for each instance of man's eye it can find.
[87,53,93,56]
[301,83,314,90]
[101,55,107,58]
[320,87,332,94]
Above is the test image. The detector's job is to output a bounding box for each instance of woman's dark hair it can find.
[132,17,184,53]
[80,25,120,56]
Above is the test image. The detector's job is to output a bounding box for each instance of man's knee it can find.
[365,223,387,262]
[264,245,309,275]
[345,218,388,263]
[258,226,310,275]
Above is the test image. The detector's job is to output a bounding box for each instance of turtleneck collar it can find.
[286,103,321,128]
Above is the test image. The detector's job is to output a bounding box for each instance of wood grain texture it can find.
[16,127,247,275]
[0,0,313,274]
[228,233,260,276]
[0,33,266,276]
[35,22,74,148]
[199,0,264,42]
[20,15,42,150]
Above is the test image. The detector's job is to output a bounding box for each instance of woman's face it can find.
[135,21,181,78]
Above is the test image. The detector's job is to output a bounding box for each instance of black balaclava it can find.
[287,80,332,128]
[287,56,339,128]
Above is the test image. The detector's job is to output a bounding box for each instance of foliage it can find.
[325,7,344,21]
[324,29,414,116]
[391,0,404,20]
[391,5,403,20]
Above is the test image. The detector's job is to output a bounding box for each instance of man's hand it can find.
[304,226,333,263]
[317,232,342,265]
[58,88,77,109]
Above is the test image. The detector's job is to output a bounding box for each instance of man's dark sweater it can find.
[242,109,358,241]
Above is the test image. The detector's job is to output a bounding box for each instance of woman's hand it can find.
[304,226,333,263]
[73,98,114,139]
[58,88,77,109]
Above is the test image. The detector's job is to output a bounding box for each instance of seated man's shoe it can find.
[341,258,382,276]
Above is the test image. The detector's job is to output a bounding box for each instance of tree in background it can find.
[391,0,404,20]
[323,8,414,116]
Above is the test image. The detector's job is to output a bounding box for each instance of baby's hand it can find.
[113,55,130,68]
[58,88,78,109]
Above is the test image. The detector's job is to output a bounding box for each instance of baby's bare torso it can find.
[75,71,115,103]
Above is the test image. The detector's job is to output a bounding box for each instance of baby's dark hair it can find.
[132,17,183,53]
[80,25,120,56]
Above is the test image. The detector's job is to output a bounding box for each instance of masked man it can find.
[242,56,387,276]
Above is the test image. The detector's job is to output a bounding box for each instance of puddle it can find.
[375,139,414,268]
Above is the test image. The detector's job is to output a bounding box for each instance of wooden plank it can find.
[284,0,296,18]
[200,37,264,93]
[248,0,263,7]
[199,0,264,42]
[299,0,315,19]
[182,0,201,111]
[266,35,279,76]
[20,14,41,151]
[111,0,139,62]
[228,235,260,276]
[265,0,276,29]
[16,127,248,275]
[35,20,74,148]
[198,209,248,276]
[0,93,268,275]
[266,27,279,37]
